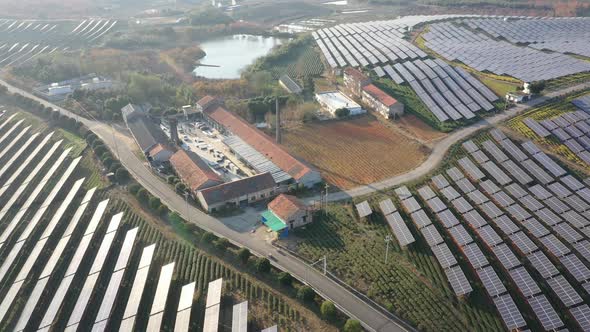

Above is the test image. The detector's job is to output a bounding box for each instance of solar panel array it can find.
[523,111,590,167]
[396,184,471,296]
[422,21,590,82]
[573,94,590,113]
[463,17,590,58]
[0,115,267,332]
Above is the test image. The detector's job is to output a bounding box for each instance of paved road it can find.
[0,79,411,332]
[311,82,590,203]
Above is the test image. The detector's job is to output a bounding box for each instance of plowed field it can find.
[283,116,428,189]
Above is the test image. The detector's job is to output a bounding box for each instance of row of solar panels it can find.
[0,115,274,332]
[523,110,590,167]
[374,58,497,122]
[422,22,590,82]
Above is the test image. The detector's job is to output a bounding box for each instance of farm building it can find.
[315,91,365,117]
[506,91,531,103]
[33,74,114,101]
[361,84,404,119]
[278,75,303,94]
[147,143,174,163]
[199,96,322,188]
[267,194,313,230]
[122,104,170,154]
[197,172,277,212]
[343,67,371,97]
[170,150,223,194]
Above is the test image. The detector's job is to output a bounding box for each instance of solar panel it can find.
[548,182,573,199]
[478,266,507,297]
[501,160,533,185]
[560,254,590,283]
[480,180,501,195]
[490,129,507,142]
[441,186,461,201]
[527,250,559,278]
[506,204,532,222]
[511,232,539,255]
[395,186,412,200]
[402,197,422,214]
[564,195,590,213]
[446,167,465,182]
[470,150,490,164]
[492,243,521,270]
[540,234,571,257]
[493,215,519,235]
[203,304,220,332]
[479,201,503,219]
[410,209,432,229]
[463,210,488,229]
[432,174,450,189]
[482,140,509,162]
[421,224,444,247]
[437,209,460,228]
[356,201,373,218]
[523,118,551,137]
[522,159,554,185]
[553,222,583,244]
[477,225,503,247]
[547,275,583,307]
[453,197,474,214]
[231,301,248,332]
[521,218,550,238]
[493,294,527,331]
[564,210,590,229]
[458,157,486,180]
[418,186,436,201]
[505,183,528,199]
[462,242,489,269]
[522,141,542,156]
[491,191,515,208]
[575,240,590,261]
[150,262,176,317]
[449,224,473,247]
[456,178,477,194]
[510,266,541,298]
[431,243,458,269]
[386,212,416,247]
[528,295,564,331]
[482,161,512,185]
[570,304,590,332]
[535,208,563,226]
[445,265,472,296]
[206,278,223,308]
[529,184,553,200]
[261,326,278,332]
[533,152,567,177]
[379,198,397,216]
[467,189,489,205]
[427,197,447,213]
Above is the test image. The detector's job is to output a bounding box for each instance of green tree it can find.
[320,301,337,321]
[115,168,129,182]
[175,182,187,194]
[256,257,271,273]
[335,107,350,118]
[528,80,546,94]
[149,196,162,210]
[157,204,169,216]
[128,183,141,195]
[214,238,230,251]
[343,319,362,332]
[201,231,217,244]
[136,188,149,202]
[237,248,251,264]
[278,272,293,287]
[167,175,178,184]
[297,286,315,303]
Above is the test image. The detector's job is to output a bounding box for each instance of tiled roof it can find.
[199,172,276,206]
[197,95,220,111]
[170,150,222,192]
[268,194,306,221]
[126,116,168,153]
[205,105,316,181]
[148,143,169,156]
[362,84,398,107]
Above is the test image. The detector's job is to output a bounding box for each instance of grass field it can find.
[282,116,428,189]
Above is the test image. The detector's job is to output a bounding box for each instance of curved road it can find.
[1,78,588,332]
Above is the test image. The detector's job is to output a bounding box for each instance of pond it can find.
[193,34,284,79]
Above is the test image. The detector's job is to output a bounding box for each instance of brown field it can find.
[282,116,428,190]
[394,114,447,143]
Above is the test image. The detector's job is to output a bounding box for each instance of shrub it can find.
[109,162,122,173]
[237,248,251,264]
[278,272,293,287]
[167,175,178,184]
[175,182,187,193]
[297,286,315,303]
[335,107,350,118]
[343,319,362,332]
[136,188,149,202]
[256,257,271,273]
[214,237,230,251]
[115,168,129,182]
[201,231,217,244]
[128,183,141,195]
[157,204,169,216]
[320,301,337,321]
[149,196,162,210]
[102,157,114,168]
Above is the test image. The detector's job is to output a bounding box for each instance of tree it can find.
[278,272,293,287]
[343,319,362,332]
[528,80,546,94]
[175,182,187,194]
[201,231,216,244]
[115,168,129,183]
[320,301,337,321]
[157,204,169,216]
[128,183,141,195]
[149,196,162,210]
[102,157,114,168]
[109,162,122,173]
[334,107,350,118]
[237,248,251,264]
[297,286,315,303]
[214,238,230,251]
[255,257,271,273]
[136,188,149,202]
[167,175,178,184]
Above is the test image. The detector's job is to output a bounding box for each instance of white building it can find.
[315,91,365,117]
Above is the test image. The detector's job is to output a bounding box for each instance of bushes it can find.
[278,272,293,287]
[297,286,316,303]
[255,257,272,274]
[343,319,362,332]
[320,301,337,321]
[238,248,251,264]
[201,231,217,244]
[214,238,230,251]
[115,169,129,182]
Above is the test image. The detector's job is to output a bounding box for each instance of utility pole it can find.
[385,235,392,264]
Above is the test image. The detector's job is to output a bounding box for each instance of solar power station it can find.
[377,126,590,331]
[0,115,272,332]
[523,109,590,166]
[422,20,590,82]
[0,18,118,70]
[312,17,499,123]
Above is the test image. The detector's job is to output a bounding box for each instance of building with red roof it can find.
[170,150,223,194]
[267,194,313,230]
[361,84,404,119]
[201,99,321,188]
[197,172,277,212]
